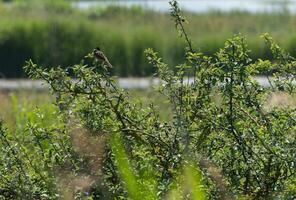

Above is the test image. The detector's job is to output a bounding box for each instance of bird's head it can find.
[95,47,101,51]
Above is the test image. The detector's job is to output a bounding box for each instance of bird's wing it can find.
[94,50,105,60]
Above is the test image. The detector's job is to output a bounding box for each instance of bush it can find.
[0,1,296,199]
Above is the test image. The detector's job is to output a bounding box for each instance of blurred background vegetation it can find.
[1,0,296,78]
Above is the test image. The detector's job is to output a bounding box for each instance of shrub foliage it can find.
[0,0,296,199]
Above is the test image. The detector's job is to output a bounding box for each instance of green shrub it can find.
[0,1,296,199]
[0,97,72,199]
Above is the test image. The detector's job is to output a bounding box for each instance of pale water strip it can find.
[74,0,296,14]
[0,77,287,91]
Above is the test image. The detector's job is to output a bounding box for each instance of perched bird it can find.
[93,47,113,68]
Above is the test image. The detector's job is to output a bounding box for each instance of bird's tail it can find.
[103,59,113,68]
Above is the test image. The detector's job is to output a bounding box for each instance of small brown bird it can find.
[93,47,113,68]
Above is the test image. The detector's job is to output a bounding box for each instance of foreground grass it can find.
[1,89,295,128]
[0,89,172,127]
[0,90,53,129]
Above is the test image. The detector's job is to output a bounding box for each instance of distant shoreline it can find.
[0,77,285,90]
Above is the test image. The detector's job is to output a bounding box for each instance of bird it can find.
[93,47,113,68]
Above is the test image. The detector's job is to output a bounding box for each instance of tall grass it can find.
[1,2,296,77]
[110,132,206,200]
